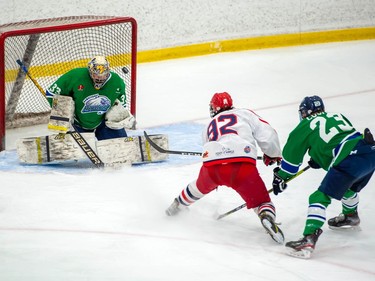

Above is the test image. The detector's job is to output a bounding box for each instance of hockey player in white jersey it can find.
[166,92,284,244]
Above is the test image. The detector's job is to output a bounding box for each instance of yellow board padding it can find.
[138,26,375,63]
[5,54,132,82]
[5,26,375,82]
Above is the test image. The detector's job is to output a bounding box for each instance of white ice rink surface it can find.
[1,40,375,281]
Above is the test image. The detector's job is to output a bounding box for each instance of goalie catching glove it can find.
[105,100,136,130]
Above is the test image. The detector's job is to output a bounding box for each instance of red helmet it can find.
[209,92,233,117]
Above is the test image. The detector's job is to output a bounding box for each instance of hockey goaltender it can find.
[16,56,168,167]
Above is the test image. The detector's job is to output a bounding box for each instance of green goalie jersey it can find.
[279,112,362,179]
[46,68,126,130]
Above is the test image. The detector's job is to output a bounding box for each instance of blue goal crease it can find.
[1,121,205,174]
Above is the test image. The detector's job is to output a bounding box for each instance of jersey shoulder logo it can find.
[244,145,251,153]
[81,94,111,115]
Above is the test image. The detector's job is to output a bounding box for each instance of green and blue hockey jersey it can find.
[278,112,362,180]
[46,68,126,130]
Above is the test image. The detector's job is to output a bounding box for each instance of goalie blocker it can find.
[48,94,75,133]
[16,133,169,166]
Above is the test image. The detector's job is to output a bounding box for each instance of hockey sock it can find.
[303,190,331,236]
[341,189,359,215]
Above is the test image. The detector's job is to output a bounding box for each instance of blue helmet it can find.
[299,95,325,120]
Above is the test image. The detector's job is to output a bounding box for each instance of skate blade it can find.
[328,225,362,232]
[286,248,312,259]
[262,219,285,244]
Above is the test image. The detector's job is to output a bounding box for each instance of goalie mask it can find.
[299,95,325,120]
[209,92,233,117]
[88,56,111,89]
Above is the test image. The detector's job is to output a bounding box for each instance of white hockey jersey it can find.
[202,108,281,166]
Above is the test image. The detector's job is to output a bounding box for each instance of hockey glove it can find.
[105,101,136,130]
[364,128,375,144]
[48,95,75,134]
[263,154,282,166]
[272,167,287,195]
[308,158,321,169]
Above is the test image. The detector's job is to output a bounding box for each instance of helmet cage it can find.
[88,56,111,89]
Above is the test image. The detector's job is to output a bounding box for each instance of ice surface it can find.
[1,40,375,280]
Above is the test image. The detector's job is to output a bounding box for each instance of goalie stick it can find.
[144,131,263,159]
[16,59,104,168]
[216,165,311,220]
[16,59,46,96]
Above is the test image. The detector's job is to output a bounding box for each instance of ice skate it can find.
[165,198,181,216]
[328,212,361,231]
[259,213,285,244]
[285,229,323,259]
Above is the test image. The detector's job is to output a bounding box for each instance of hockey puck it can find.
[122,67,129,74]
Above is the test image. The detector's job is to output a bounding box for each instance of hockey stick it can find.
[144,131,263,160]
[216,165,311,220]
[16,59,46,96]
[144,131,202,156]
[16,59,104,168]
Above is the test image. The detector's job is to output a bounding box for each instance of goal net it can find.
[0,16,137,151]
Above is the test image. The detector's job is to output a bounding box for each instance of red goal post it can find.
[0,16,137,151]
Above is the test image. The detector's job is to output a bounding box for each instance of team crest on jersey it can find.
[244,146,251,153]
[81,94,111,115]
[78,85,84,91]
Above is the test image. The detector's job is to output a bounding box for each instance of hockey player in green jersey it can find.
[46,56,135,140]
[272,95,375,259]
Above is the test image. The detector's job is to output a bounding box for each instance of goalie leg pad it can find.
[96,137,138,165]
[139,134,169,164]
[96,134,169,165]
[17,133,169,166]
[48,95,75,133]
[16,132,96,164]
